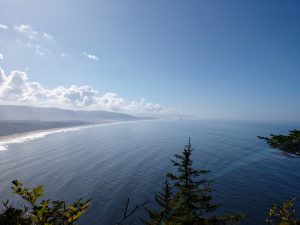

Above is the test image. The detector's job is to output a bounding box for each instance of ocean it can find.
[0,119,299,224]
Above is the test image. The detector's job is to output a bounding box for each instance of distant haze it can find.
[0,105,140,121]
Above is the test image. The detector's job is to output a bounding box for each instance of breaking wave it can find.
[0,120,141,151]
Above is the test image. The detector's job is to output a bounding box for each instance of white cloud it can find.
[13,24,101,62]
[0,68,162,113]
[42,32,53,40]
[0,24,8,29]
[95,93,161,112]
[14,24,54,41]
[83,52,99,61]
[0,53,3,62]
[14,24,38,40]
[60,52,71,57]
[34,44,49,56]
[17,40,51,56]
[14,24,54,56]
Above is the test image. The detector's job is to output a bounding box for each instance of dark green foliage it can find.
[0,201,31,225]
[143,138,243,225]
[258,130,300,156]
[141,178,172,225]
[168,138,218,224]
[266,198,300,225]
[155,178,172,219]
[0,180,91,225]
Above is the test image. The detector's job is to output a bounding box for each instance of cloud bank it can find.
[0,69,162,113]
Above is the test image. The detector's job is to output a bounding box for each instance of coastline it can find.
[0,119,151,151]
[0,121,113,151]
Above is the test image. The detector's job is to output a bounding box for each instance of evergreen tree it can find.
[141,178,172,225]
[258,130,300,157]
[167,138,219,225]
[143,139,242,225]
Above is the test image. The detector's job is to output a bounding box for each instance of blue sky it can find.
[0,0,299,121]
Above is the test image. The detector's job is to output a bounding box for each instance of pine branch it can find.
[116,198,149,225]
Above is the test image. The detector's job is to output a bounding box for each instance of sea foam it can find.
[0,121,137,151]
[0,127,81,151]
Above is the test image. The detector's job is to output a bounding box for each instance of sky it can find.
[0,0,299,121]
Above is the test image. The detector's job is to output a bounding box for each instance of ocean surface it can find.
[0,119,299,224]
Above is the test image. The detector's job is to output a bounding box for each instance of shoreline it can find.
[0,120,127,151]
[0,122,101,141]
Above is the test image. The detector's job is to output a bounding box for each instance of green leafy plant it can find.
[0,180,91,225]
[266,198,300,225]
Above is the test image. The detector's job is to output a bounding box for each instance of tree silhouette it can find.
[258,130,300,157]
[143,138,242,225]
[141,177,172,225]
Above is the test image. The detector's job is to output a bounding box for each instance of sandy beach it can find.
[0,121,116,151]
[0,120,146,151]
